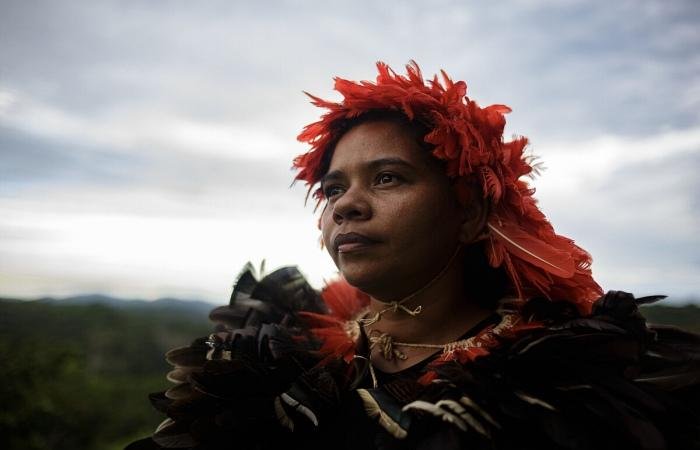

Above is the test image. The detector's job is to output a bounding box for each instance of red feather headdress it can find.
[293,61,602,313]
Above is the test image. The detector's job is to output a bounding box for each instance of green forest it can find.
[0,298,211,450]
[1,297,698,450]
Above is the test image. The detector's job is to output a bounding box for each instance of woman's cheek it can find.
[319,210,334,253]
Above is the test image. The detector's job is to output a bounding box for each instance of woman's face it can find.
[320,119,466,300]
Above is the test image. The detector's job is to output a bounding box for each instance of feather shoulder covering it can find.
[127,268,700,450]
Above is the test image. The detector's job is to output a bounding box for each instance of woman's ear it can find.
[458,196,489,244]
[454,178,489,244]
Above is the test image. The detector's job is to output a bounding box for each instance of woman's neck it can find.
[363,256,494,372]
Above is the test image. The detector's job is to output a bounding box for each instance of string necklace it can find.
[367,329,461,361]
[365,310,500,361]
[358,245,462,327]
[361,312,507,388]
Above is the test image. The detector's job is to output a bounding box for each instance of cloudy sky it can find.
[1,0,698,304]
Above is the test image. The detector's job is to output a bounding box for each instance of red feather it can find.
[293,61,603,310]
[487,220,575,279]
[299,279,369,363]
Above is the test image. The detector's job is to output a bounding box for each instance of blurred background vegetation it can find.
[1,295,698,450]
[0,296,211,450]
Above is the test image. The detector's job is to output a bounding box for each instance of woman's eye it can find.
[376,173,398,185]
[323,185,345,198]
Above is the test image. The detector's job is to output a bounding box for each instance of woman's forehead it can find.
[327,120,432,172]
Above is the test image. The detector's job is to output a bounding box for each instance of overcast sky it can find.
[1,0,698,304]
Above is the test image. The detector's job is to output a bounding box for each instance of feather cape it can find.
[127,266,700,450]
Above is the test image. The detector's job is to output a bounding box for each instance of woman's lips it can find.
[334,232,378,253]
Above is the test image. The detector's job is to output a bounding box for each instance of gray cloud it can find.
[0,127,147,187]
[1,0,698,300]
[0,125,306,219]
[2,0,698,135]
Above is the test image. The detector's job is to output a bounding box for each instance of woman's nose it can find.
[332,188,372,224]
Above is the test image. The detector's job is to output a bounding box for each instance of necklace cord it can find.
[367,330,456,362]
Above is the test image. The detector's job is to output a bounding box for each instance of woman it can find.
[128,62,700,449]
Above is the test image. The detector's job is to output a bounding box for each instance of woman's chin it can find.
[338,265,385,295]
[339,268,374,290]
[338,265,409,301]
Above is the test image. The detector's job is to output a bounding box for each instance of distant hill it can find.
[640,303,700,333]
[32,293,217,318]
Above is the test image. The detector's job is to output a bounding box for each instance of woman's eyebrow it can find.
[320,170,344,186]
[366,157,414,172]
[321,157,415,186]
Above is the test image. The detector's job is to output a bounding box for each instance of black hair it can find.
[462,242,511,309]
